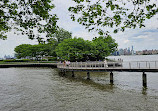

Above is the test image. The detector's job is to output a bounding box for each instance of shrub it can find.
[48,57,57,61]
[41,59,47,61]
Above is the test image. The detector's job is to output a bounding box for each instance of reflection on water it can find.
[0,64,158,110]
[60,71,115,92]
[142,87,148,95]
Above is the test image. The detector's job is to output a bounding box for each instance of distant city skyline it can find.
[113,45,158,56]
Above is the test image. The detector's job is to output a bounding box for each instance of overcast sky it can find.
[0,0,158,58]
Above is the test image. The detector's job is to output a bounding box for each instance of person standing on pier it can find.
[104,59,108,67]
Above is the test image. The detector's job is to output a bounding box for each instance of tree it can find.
[90,36,118,61]
[55,37,92,61]
[14,44,32,58]
[47,28,72,44]
[14,43,56,59]
[69,0,158,35]
[0,0,58,40]
[37,43,57,57]
[55,36,117,61]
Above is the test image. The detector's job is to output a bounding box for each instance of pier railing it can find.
[123,61,158,69]
[57,61,121,69]
[57,61,158,69]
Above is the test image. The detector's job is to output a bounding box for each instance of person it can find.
[63,60,66,67]
[104,59,108,67]
[68,61,71,66]
[66,60,69,67]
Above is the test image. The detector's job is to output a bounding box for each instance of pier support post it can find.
[142,72,147,87]
[87,72,90,80]
[63,70,66,76]
[72,71,75,77]
[110,72,113,84]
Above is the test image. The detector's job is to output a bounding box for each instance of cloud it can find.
[0,32,37,58]
[133,35,149,39]
[123,39,129,44]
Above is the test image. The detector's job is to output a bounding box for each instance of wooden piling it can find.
[87,72,90,80]
[72,71,75,77]
[63,70,66,76]
[142,72,147,87]
[110,72,113,84]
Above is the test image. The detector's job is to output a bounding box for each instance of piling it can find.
[72,71,75,77]
[87,72,90,80]
[63,70,66,76]
[110,72,113,84]
[142,71,147,87]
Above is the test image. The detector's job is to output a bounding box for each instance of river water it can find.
[0,55,158,111]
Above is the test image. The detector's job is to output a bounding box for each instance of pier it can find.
[57,61,158,87]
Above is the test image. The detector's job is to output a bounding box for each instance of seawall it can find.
[0,63,57,68]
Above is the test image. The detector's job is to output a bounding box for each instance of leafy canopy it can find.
[69,0,158,35]
[91,36,118,60]
[55,36,117,61]
[0,0,58,40]
[14,43,55,59]
[55,37,92,61]
[47,28,72,44]
[1,0,158,40]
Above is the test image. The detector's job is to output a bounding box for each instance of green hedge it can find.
[48,57,57,61]
[41,59,47,61]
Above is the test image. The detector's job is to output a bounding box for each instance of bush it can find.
[48,57,57,61]
[41,59,47,61]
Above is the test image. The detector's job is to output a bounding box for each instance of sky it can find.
[0,0,158,58]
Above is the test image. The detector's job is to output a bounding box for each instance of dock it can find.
[57,61,158,87]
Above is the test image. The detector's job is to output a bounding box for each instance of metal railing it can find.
[123,61,158,69]
[57,61,122,69]
[57,61,158,69]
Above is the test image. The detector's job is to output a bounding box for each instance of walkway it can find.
[57,61,158,72]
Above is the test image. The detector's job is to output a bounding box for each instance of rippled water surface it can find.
[0,55,158,111]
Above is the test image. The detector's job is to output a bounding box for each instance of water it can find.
[0,55,158,111]
[107,55,158,92]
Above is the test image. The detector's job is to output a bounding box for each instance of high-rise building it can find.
[131,45,134,55]
[119,49,124,55]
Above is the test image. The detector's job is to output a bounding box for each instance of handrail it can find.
[57,61,158,69]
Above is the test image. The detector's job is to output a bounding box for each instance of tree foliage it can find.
[91,36,118,60]
[14,44,32,58]
[14,28,73,59]
[69,0,158,35]
[55,37,92,61]
[15,35,117,61]
[47,28,72,44]
[0,0,58,40]
[14,43,55,59]
[55,36,118,61]
[1,0,158,40]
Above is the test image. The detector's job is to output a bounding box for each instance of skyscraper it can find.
[131,45,134,55]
